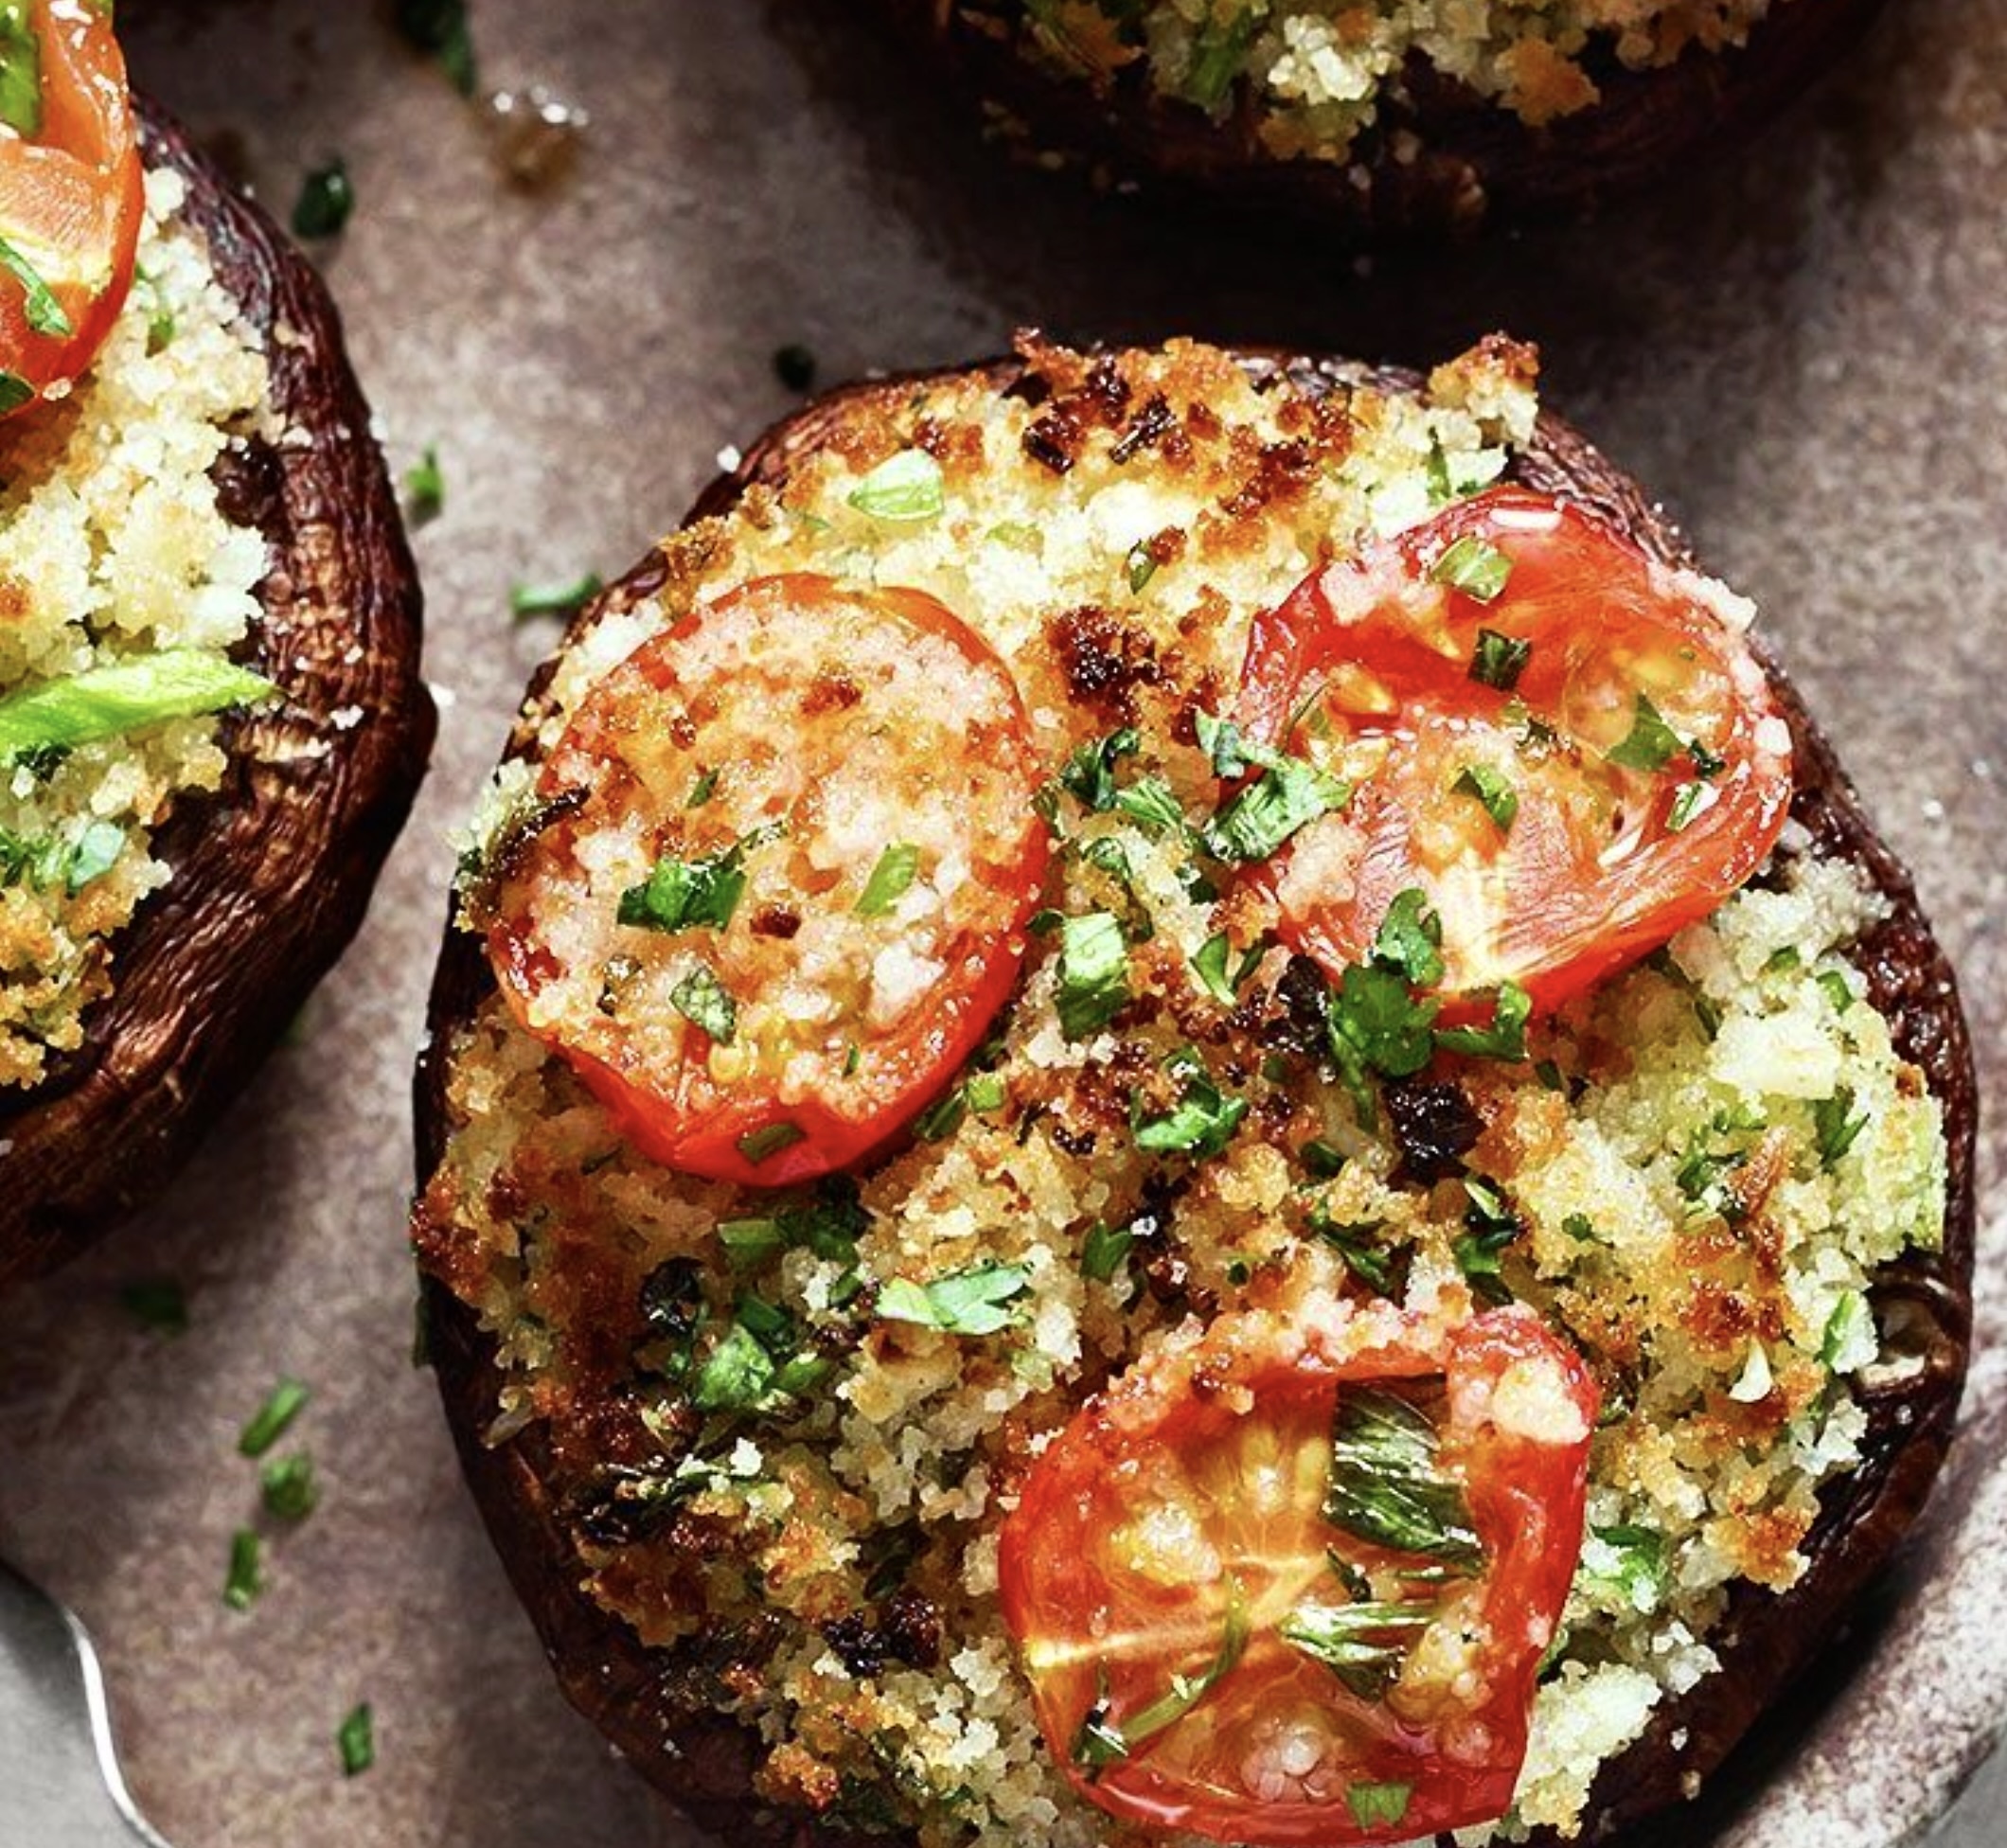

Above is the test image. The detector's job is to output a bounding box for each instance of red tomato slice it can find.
[1235,487,1793,1013]
[488,573,1050,1188]
[0,1,142,413]
[999,1301,1597,1846]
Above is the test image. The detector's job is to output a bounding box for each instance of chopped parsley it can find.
[1190,931,1264,1006]
[1056,911,1130,1040]
[692,1296,831,1412]
[1346,1782,1413,1829]
[1814,1086,1870,1166]
[1080,1222,1133,1285]
[1281,1597,1431,1700]
[239,1377,311,1458]
[1453,762,1518,834]
[855,842,920,916]
[0,651,275,761]
[1199,741,1348,864]
[260,1454,320,1522]
[0,370,30,415]
[1579,1523,1669,1613]
[1373,889,1445,986]
[402,446,445,524]
[1323,1387,1483,1569]
[1132,1047,1248,1160]
[0,821,124,897]
[394,0,478,94]
[717,1181,865,1271]
[847,449,944,524]
[670,963,737,1043]
[1126,542,1158,593]
[1058,728,1139,810]
[1433,981,1531,1062]
[1327,963,1439,1107]
[1469,628,1532,690]
[617,827,774,933]
[1071,1593,1251,1771]
[876,1261,1031,1337]
[1309,1208,1404,1299]
[685,767,720,808]
[1606,692,1685,773]
[0,233,69,338]
[1818,968,1856,1013]
[1666,779,1711,832]
[0,6,39,137]
[913,1069,1008,1142]
[508,573,603,620]
[1431,535,1513,602]
[336,1701,376,1776]
[292,159,356,240]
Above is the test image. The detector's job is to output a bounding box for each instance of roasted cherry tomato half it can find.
[488,573,1050,1188]
[0,0,143,414]
[1234,486,1793,1013]
[999,1300,1597,1846]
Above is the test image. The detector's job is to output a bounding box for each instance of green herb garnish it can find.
[394,0,478,94]
[1453,762,1518,834]
[222,1529,263,1611]
[1280,1598,1431,1700]
[0,5,42,138]
[1080,1222,1133,1284]
[239,1377,311,1458]
[1433,981,1531,1062]
[508,573,603,620]
[1346,1782,1413,1829]
[403,446,445,524]
[617,827,774,934]
[0,234,70,338]
[1323,1387,1483,1569]
[1056,911,1130,1040]
[336,1701,376,1776]
[1126,542,1158,593]
[1373,888,1445,986]
[260,1454,320,1522]
[1431,535,1513,602]
[876,1261,1032,1337]
[1199,749,1348,864]
[1469,628,1532,691]
[736,1121,805,1167]
[855,842,920,917]
[1606,692,1684,773]
[846,448,944,524]
[1132,1046,1247,1160]
[670,964,737,1043]
[0,652,275,761]
[1813,1086,1869,1166]
[292,160,356,240]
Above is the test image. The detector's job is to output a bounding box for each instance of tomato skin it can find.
[488,574,1050,1189]
[1237,487,1794,1014]
[0,1,142,413]
[998,1300,1597,1847]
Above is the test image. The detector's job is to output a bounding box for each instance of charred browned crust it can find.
[414,350,1973,1846]
[866,0,1891,237]
[0,99,433,1288]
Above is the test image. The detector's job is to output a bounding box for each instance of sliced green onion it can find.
[737,1121,805,1166]
[239,1377,311,1458]
[260,1453,320,1522]
[222,1529,263,1611]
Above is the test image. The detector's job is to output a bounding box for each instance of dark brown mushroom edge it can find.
[413,338,1972,1848]
[0,100,432,1288]
[867,0,1890,236]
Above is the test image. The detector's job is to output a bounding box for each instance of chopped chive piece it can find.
[1080,1222,1133,1284]
[1607,692,1683,773]
[239,1377,311,1457]
[737,1121,805,1166]
[1433,981,1531,1062]
[1561,1212,1600,1243]
[876,1261,1031,1337]
[292,159,356,240]
[1323,1387,1483,1568]
[395,0,477,93]
[119,1277,188,1336]
[1431,535,1512,602]
[855,842,920,916]
[1373,889,1445,987]
[402,446,445,523]
[1058,728,1139,811]
[1191,932,1237,1005]
[1666,780,1712,832]
[718,1217,786,1268]
[1813,1087,1869,1166]
[1056,912,1130,1040]
[336,1701,376,1776]
[0,368,32,414]
[685,767,719,808]
[965,1071,1007,1114]
[509,573,603,620]
[1126,542,1158,593]
[846,448,944,524]
[0,6,41,137]
[1346,1780,1413,1829]
[1182,10,1259,109]
[1820,1289,1874,1370]
[670,964,737,1043]
[1818,968,1856,1013]
[136,266,176,352]
[1310,1211,1403,1298]
[222,1529,263,1611]
[1469,628,1532,690]
[1579,1523,1669,1613]
[260,1453,320,1522]
[1113,1590,1250,1744]
[1301,1139,1347,1180]
[1453,763,1518,834]
[0,651,276,760]
[1689,737,1729,778]
[0,234,70,338]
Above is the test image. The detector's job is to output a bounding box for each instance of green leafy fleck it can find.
[0,5,41,138]
[1323,1387,1483,1569]
[394,0,478,94]
[1453,762,1518,834]
[1666,779,1710,832]
[222,1529,263,1611]
[1281,1597,1430,1700]
[1080,1222,1133,1284]
[1132,1047,1247,1160]
[855,842,921,917]
[1126,542,1158,593]
[260,1453,320,1522]
[0,651,275,761]
[1813,1087,1869,1166]
[1469,628,1532,690]
[1431,535,1512,602]
[670,964,737,1044]
[1606,692,1684,773]
[847,448,945,524]
[1433,981,1531,1062]
[876,1262,1032,1337]
[0,233,69,338]
[292,160,356,240]
[617,827,775,933]
[1372,889,1444,987]
[1346,1782,1413,1829]
[336,1701,376,1776]
[509,573,603,620]
[1200,751,1348,864]
[403,446,445,523]
[1056,911,1130,1040]
[737,1121,806,1167]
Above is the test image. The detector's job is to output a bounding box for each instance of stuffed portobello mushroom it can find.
[873,0,1891,234]
[0,3,431,1287]
[413,334,1971,1847]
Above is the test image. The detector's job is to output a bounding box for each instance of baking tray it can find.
[1,2,2002,1844]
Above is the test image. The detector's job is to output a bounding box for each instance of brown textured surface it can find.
[414,353,1975,1848]
[1,4,2005,1848]
[0,100,433,1288]
[870,0,1893,238]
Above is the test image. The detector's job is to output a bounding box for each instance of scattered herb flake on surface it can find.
[1431,535,1512,602]
[509,573,603,621]
[260,1453,320,1522]
[1469,628,1532,690]
[1056,911,1130,1040]
[1607,692,1684,773]
[222,1528,263,1611]
[337,1701,376,1776]
[737,1121,805,1167]
[395,0,477,94]
[876,1262,1031,1337]
[292,160,355,240]
[670,964,737,1043]
[239,1377,311,1458]
[1080,1222,1133,1285]
[847,449,944,524]
[403,446,445,524]
[119,1277,188,1336]
[855,842,920,917]
[1452,762,1518,834]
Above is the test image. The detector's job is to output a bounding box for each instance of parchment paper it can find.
[1,3,2002,1845]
